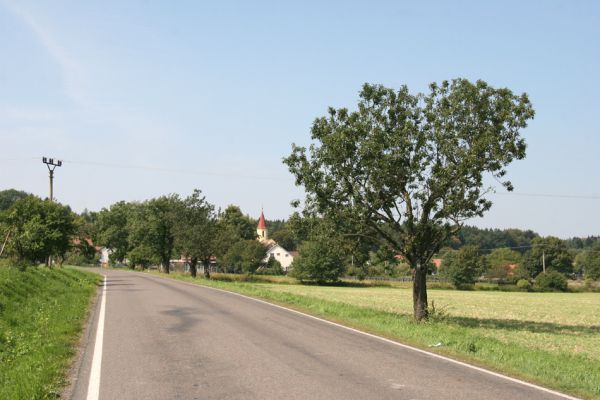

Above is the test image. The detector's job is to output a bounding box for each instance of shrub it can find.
[516,279,531,291]
[508,265,531,283]
[258,257,284,275]
[222,240,266,274]
[291,238,344,283]
[440,246,486,289]
[535,270,568,292]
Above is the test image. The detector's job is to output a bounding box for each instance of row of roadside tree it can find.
[1,188,599,286]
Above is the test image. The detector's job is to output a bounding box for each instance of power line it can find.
[0,156,39,162]
[492,192,600,200]
[60,159,290,181]
[2,157,599,197]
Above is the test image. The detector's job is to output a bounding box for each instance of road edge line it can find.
[144,272,581,400]
[86,275,106,400]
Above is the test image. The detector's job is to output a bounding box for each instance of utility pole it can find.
[42,157,62,201]
[542,250,546,273]
[0,229,11,258]
[42,157,62,267]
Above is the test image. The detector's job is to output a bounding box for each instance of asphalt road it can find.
[71,269,577,400]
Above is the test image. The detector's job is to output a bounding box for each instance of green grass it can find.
[149,271,600,400]
[0,266,100,399]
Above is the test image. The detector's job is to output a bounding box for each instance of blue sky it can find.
[1,0,599,238]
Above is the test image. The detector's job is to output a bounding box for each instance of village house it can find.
[256,210,295,272]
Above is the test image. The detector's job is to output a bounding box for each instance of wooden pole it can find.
[0,229,11,258]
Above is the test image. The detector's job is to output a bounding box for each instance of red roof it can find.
[257,210,267,230]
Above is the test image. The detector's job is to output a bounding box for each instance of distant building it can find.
[264,243,295,272]
[99,247,112,267]
[257,209,269,243]
[256,209,295,272]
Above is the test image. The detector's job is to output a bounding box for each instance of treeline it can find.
[0,189,293,276]
[1,188,599,287]
[437,226,600,290]
[0,189,87,267]
[449,225,600,252]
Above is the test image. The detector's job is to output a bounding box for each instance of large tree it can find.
[485,248,523,280]
[128,195,181,273]
[441,245,487,288]
[222,240,266,274]
[291,235,346,283]
[579,242,600,280]
[175,190,218,278]
[284,79,534,320]
[95,201,136,263]
[0,196,75,264]
[523,236,573,277]
[219,205,256,240]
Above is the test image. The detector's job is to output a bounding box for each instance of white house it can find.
[99,247,112,267]
[263,243,295,272]
[256,209,295,272]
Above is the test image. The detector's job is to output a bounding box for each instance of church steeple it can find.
[257,209,268,242]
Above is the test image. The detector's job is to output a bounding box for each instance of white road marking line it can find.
[140,273,581,400]
[87,275,107,400]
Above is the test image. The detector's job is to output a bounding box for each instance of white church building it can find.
[256,210,295,272]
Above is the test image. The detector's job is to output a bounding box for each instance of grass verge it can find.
[148,270,599,400]
[0,266,100,399]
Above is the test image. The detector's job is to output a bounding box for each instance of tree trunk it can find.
[162,257,170,274]
[190,257,198,278]
[203,259,211,279]
[412,264,428,321]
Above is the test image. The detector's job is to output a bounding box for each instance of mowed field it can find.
[260,284,600,363]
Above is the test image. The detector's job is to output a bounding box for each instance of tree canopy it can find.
[441,246,487,288]
[575,242,600,280]
[222,240,266,274]
[95,201,135,263]
[291,235,345,283]
[137,195,181,273]
[0,189,31,212]
[0,196,75,264]
[284,79,534,320]
[175,190,217,278]
[523,237,573,277]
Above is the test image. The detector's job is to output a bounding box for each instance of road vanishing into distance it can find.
[70,269,578,400]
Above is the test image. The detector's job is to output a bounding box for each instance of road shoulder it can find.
[61,267,105,400]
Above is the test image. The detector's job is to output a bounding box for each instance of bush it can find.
[63,250,99,266]
[441,246,486,289]
[508,265,531,283]
[258,257,284,275]
[222,240,267,274]
[0,258,32,271]
[535,271,568,292]
[291,238,344,283]
[516,279,531,291]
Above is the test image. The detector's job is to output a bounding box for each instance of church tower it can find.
[257,209,268,242]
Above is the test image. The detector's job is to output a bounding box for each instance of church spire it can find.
[257,209,268,241]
